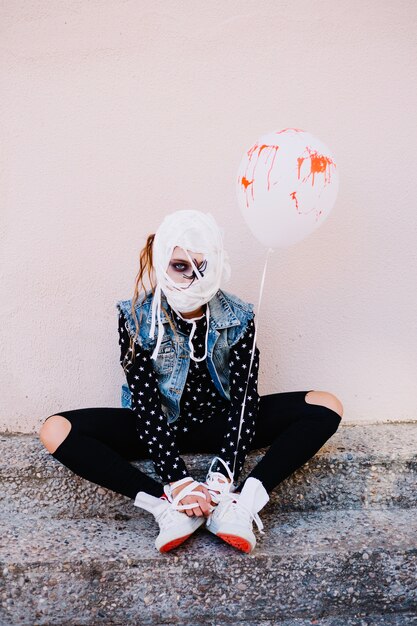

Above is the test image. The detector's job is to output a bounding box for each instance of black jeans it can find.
[44,390,341,499]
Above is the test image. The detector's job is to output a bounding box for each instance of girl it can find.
[39,209,343,554]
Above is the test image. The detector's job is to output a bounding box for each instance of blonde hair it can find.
[121,233,179,373]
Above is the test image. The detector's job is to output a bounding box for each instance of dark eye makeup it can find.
[172,262,189,271]
[170,259,207,279]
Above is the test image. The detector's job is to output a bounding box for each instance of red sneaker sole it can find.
[217,533,252,553]
[159,533,192,552]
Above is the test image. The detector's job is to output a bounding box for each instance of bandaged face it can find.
[149,209,232,360]
[159,242,210,315]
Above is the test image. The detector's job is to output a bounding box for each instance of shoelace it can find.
[205,472,234,504]
[206,491,265,534]
[204,456,236,504]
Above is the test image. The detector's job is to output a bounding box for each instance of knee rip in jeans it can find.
[304,390,344,418]
[40,414,73,454]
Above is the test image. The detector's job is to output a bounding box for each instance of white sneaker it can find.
[134,479,207,553]
[205,476,270,553]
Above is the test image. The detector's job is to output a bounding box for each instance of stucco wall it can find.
[1,0,416,431]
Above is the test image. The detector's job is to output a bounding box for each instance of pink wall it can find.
[1,0,416,430]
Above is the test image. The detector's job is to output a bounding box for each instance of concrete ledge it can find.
[1,423,416,518]
[1,423,416,624]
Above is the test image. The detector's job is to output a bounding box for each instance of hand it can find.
[170,479,212,517]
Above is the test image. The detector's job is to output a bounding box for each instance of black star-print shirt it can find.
[118,305,260,485]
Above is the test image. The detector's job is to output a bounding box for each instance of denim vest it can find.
[116,288,254,424]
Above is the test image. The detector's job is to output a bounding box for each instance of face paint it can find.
[149,210,231,361]
[166,250,207,290]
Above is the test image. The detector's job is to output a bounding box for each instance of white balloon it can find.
[236,128,339,248]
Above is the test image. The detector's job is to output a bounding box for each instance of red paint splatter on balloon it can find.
[297,146,336,186]
[238,143,280,208]
[241,176,253,190]
[275,128,305,134]
[289,146,336,221]
[290,191,299,212]
[238,133,337,220]
[289,190,323,221]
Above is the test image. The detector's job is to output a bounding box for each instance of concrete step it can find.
[138,618,417,626]
[140,618,417,626]
[1,423,416,518]
[3,615,417,626]
[0,506,415,625]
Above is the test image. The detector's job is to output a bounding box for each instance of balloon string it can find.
[231,246,275,479]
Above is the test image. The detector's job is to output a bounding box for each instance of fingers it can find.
[190,498,208,516]
[174,482,216,517]
[195,487,212,516]
[194,484,216,512]
[183,500,204,517]
[179,494,209,517]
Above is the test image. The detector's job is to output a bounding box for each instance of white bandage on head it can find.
[149,209,231,361]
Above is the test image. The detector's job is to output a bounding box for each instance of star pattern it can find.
[118,313,189,482]
[118,305,260,484]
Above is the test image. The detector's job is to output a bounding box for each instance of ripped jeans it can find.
[43,390,341,499]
